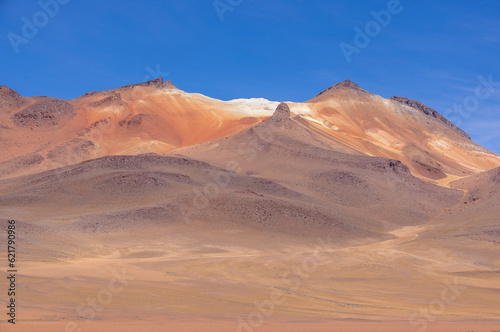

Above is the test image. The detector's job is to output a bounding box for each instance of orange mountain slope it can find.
[0,78,498,184]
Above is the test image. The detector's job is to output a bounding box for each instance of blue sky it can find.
[1,0,499,153]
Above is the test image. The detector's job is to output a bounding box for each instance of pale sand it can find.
[2,320,500,332]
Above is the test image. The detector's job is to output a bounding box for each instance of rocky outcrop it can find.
[120,78,177,90]
[313,79,369,99]
[390,96,471,139]
[272,102,291,119]
[11,98,76,127]
[0,85,28,112]
[88,91,124,108]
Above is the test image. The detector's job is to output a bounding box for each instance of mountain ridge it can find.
[0,78,499,185]
[390,95,470,139]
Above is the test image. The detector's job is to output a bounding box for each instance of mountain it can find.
[0,79,277,179]
[178,102,461,230]
[1,79,499,184]
[302,80,500,184]
[1,79,499,331]
[0,102,462,242]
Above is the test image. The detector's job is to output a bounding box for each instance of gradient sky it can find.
[1,0,499,153]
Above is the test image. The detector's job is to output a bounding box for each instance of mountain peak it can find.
[311,79,369,101]
[120,78,178,90]
[141,77,165,86]
[272,102,291,120]
[0,85,27,110]
[336,79,362,89]
[0,85,21,98]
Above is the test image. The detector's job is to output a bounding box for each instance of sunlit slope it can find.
[1,78,499,184]
[0,79,276,179]
[288,80,500,184]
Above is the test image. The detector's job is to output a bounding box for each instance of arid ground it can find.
[1,80,499,331]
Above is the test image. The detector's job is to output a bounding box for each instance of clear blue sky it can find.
[1,0,499,153]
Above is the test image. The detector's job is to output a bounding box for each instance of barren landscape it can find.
[1,79,499,331]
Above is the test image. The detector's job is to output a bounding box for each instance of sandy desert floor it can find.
[1,85,499,332]
[1,218,499,332]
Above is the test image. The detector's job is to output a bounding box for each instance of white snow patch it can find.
[289,103,315,117]
[225,98,280,117]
